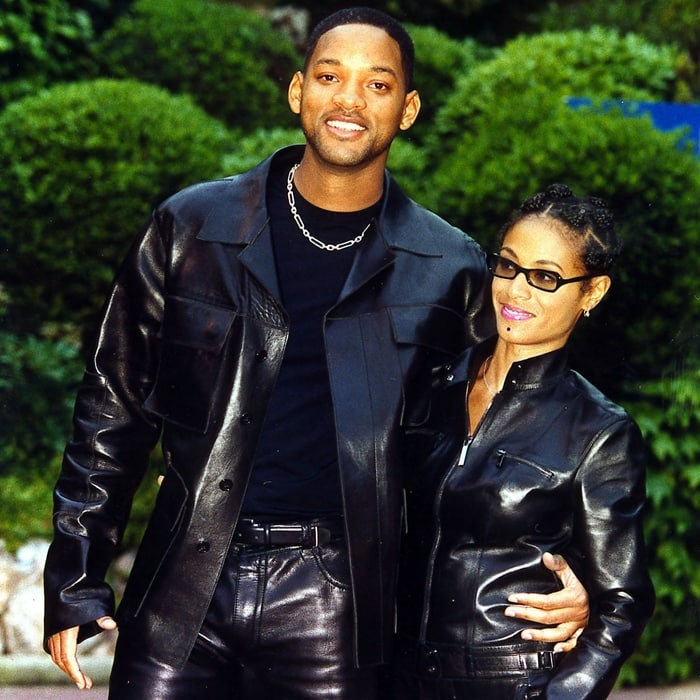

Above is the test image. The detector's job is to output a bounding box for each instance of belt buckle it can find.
[538,651,554,669]
[269,524,303,546]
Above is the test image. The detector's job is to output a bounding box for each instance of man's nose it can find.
[333,84,366,111]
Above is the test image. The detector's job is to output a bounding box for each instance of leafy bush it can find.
[0,329,81,479]
[221,128,305,175]
[405,24,491,145]
[400,86,700,393]
[393,29,696,393]
[620,362,700,684]
[0,0,94,107]
[534,0,700,101]
[429,27,678,151]
[0,324,162,553]
[0,78,233,336]
[0,329,83,549]
[0,0,132,108]
[95,0,301,131]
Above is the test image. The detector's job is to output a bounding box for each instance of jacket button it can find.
[425,648,438,674]
[219,479,232,491]
[196,540,210,553]
[240,412,252,425]
[255,349,268,362]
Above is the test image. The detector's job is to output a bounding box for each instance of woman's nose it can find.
[508,269,533,298]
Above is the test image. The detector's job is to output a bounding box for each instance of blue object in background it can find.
[567,98,700,156]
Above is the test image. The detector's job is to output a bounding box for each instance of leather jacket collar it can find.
[444,339,571,393]
[196,145,447,257]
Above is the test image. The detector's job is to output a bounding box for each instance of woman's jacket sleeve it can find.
[545,417,655,699]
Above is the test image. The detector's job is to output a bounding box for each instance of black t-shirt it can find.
[241,160,381,520]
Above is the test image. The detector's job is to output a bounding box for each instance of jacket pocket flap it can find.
[389,305,464,355]
[163,296,237,352]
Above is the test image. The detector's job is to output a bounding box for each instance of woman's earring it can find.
[583,309,590,318]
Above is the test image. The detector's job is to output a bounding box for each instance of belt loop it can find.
[314,525,319,547]
[263,523,271,548]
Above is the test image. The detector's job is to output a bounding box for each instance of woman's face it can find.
[491,217,609,357]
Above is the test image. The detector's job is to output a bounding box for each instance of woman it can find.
[393,184,655,699]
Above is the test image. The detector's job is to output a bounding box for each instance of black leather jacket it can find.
[397,341,655,698]
[43,146,491,668]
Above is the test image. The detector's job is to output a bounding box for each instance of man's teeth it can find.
[328,120,364,131]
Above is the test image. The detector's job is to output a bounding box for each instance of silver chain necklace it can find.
[482,355,498,397]
[286,164,369,252]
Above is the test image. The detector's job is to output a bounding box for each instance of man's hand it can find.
[504,552,589,652]
[48,616,117,689]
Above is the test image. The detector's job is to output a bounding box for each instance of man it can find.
[44,8,588,698]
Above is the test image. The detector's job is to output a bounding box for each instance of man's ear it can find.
[288,71,303,115]
[399,90,421,131]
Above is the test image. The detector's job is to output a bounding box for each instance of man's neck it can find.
[292,152,385,212]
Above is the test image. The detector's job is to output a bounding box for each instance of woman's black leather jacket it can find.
[397,341,655,699]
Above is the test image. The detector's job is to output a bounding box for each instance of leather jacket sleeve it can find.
[545,417,655,699]
[43,212,166,645]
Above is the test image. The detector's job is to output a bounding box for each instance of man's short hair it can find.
[303,7,415,91]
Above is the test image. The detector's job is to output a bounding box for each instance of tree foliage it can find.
[621,363,700,684]
[0,79,232,336]
[390,29,697,392]
[1,6,699,686]
[405,24,492,145]
[534,0,700,101]
[0,0,133,108]
[0,328,82,548]
[428,27,678,151]
[94,0,301,131]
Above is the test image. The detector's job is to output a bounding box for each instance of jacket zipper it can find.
[495,449,555,480]
[418,436,470,641]
[418,388,497,642]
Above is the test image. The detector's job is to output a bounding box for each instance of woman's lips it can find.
[501,304,534,322]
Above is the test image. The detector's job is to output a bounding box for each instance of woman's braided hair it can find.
[497,184,622,276]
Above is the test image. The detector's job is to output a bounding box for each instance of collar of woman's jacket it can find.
[437,338,570,393]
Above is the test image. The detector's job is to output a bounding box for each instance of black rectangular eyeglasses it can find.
[487,253,594,293]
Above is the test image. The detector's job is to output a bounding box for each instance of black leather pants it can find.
[109,539,379,699]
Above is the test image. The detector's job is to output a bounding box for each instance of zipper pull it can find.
[458,441,468,466]
[496,449,507,468]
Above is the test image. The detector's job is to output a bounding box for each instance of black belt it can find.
[397,640,563,677]
[233,518,345,548]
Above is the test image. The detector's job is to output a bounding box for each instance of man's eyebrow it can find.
[313,57,398,79]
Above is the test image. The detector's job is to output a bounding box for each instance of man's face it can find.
[288,23,420,170]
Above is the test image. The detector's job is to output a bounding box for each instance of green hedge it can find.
[621,362,700,684]
[95,0,301,131]
[400,88,700,393]
[0,325,161,553]
[0,78,233,335]
[0,0,96,107]
[0,329,83,547]
[221,127,305,175]
[390,28,696,392]
[405,24,491,145]
[534,0,700,101]
[429,27,678,150]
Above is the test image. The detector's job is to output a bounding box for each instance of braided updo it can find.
[497,184,622,276]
